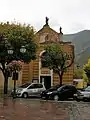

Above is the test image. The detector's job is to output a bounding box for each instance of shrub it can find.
[73,68,83,79]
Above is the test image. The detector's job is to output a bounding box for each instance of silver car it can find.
[11,83,46,98]
[75,86,90,101]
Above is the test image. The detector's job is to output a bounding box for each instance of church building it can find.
[21,17,74,89]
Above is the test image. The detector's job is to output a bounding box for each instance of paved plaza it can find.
[0,97,90,120]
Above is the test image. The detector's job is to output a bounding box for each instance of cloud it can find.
[0,0,90,34]
[69,22,86,33]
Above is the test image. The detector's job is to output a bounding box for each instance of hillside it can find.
[63,30,90,67]
[77,47,90,66]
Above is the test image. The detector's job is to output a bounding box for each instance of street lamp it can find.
[8,46,26,54]
[7,47,13,54]
[7,45,26,98]
[20,46,26,53]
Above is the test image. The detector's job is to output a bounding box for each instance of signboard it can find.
[41,68,50,74]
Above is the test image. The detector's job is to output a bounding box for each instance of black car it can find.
[41,84,62,99]
[41,84,78,101]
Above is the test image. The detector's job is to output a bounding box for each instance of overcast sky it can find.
[0,0,90,34]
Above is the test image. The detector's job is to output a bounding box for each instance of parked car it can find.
[41,84,62,99]
[41,84,78,101]
[74,86,90,101]
[11,82,46,98]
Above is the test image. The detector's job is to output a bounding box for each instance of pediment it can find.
[35,17,64,44]
[39,32,59,43]
[36,24,62,44]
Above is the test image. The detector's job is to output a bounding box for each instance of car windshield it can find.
[47,85,61,91]
[57,85,76,92]
[19,83,31,88]
[85,86,90,91]
[57,86,63,91]
[51,85,60,89]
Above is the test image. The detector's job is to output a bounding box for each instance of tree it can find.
[83,72,88,83]
[83,62,90,74]
[73,66,88,85]
[83,61,90,83]
[73,67,83,79]
[0,22,37,94]
[41,44,74,86]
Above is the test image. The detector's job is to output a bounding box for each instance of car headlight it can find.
[84,94,90,97]
[12,89,17,92]
[47,92,52,95]
[17,90,22,93]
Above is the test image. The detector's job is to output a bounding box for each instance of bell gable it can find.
[36,17,63,44]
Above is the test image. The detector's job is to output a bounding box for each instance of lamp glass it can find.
[8,49,13,54]
[20,46,26,53]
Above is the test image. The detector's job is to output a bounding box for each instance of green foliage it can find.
[42,44,74,73]
[83,62,90,73]
[83,72,88,82]
[73,67,88,82]
[0,22,37,65]
[0,22,35,39]
[73,68,83,79]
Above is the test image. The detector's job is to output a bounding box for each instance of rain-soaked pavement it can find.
[0,96,90,120]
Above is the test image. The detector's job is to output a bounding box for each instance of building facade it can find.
[21,19,74,89]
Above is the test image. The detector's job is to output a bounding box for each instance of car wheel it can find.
[22,93,28,98]
[40,95,44,99]
[76,98,80,102]
[53,95,59,101]
[83,98,88,102]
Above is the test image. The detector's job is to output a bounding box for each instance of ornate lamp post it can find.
[7,46,26,98]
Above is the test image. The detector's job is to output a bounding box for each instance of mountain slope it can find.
[63,30,90,67]
[77,47,90,66]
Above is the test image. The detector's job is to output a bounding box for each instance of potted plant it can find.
[6,60,23,78]
[6,60,23,72]
[6,60,23,98]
